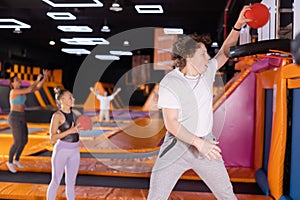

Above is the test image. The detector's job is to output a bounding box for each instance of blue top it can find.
[10,94,27,105]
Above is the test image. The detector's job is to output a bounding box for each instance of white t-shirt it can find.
[96,94,114,110]
[157,58,218,137]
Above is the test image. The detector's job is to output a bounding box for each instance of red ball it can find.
[244,3,270,28]
[76,115,92,130]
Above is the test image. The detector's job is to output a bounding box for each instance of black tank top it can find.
[58,110,79,143]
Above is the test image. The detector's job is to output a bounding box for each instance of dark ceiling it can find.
[0,0,261,90]
[0,0,252,58]
[0,0,266,100]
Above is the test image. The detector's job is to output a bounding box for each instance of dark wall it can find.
[0,36,165,106]
[0,36,84,90]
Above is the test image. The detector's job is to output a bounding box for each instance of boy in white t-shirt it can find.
[147,6,252,200]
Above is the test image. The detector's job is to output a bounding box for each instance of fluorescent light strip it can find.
[163,28,183,34]
[0,19,31,28]
[110,50,133,56]
[157,48,172,54]
[60,38,110,45]
[95,55,120,60]
[61,48,91,55]
[135,5,163,13]
[47,12,76,20]
[157,60,174,66]
[42,0,103,7]
[57,25,93,32]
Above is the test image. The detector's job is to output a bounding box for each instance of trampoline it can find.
[0,127,46,134]
[79,129,110,137]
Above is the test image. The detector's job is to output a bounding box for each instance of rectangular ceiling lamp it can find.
[109,50,133,56]
[0,18,31,28]
[42,0,103,7]
[135,5,163,13]
[163,28,183,34]
[95,55,120,60]
[61,48,91,55]
[60,37,109,45]
[47,12,76,20]
[57,25,93,32]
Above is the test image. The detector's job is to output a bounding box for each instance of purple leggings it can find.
[47,140,80,200]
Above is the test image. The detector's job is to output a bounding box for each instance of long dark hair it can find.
[9,75,18,89]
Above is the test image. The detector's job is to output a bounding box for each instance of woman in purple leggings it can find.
[46,87,81,200]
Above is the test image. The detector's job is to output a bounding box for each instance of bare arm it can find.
[35,69,49,90]
[89,87,99,96]
[162,108,221,160]
[11,74,43,96]
[112,88,121,97]
[215,5,252,69]
[49,112,79,144]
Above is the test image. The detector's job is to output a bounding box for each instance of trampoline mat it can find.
[80,129,110,137]
[84,110,149,120]
[0,127,46,134]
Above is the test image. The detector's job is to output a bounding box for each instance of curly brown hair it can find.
[172,33,211,69]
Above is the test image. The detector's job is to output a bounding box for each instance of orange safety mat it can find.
[0,156,255,183]
[0,182,273,200]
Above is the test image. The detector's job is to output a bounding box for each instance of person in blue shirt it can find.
[6,69,49,173]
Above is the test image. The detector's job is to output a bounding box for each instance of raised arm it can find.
[35,69,49,90]
[214,5,252,69]
[89,87,99,96]
[11,74,43,96]
[112,88,121,97]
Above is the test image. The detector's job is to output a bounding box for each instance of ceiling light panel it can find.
[57,25,93,32]
[61,48,91,55]
[135,5,163,13]
[163,28,183,34]
[42,0,103,7]
[60,38,110,45]
[95,55,120,60]
[0,19,31,28]
[109,50,133,56]
[47,12,76,20]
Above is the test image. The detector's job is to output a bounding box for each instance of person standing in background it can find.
[90,87,121,123]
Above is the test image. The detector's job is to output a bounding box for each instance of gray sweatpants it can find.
[147,133,237,200]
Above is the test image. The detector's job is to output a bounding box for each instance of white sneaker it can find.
[6,162,17,173]
[13,160,24,168]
